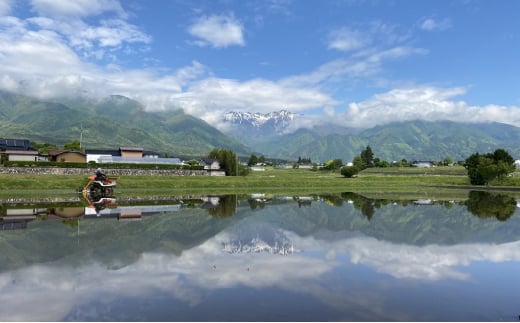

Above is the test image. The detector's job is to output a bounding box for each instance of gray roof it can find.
[85,149,121,156]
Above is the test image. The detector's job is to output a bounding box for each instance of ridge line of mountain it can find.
[1,90,519,162]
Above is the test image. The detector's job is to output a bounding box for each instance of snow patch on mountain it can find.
[223,110,296,129]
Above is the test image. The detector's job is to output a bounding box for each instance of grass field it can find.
[1,166,519,201]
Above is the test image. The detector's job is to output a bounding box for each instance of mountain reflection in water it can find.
[0,191,519,321]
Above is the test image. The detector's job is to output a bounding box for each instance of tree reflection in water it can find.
[215,191,519,222]
[207,195,238,217]
[340,191,518,222]
[465,190,517,221]
[2,190,517,232]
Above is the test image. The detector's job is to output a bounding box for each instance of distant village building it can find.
[119,147,144,158]
[48,150,86,163]
[85,147,177,164]
[412,161,434,168]
[2,150,38,162]
[0,138,218,174]
[0,138,38,162]
[199,158,225,176]
[0,138,33,151]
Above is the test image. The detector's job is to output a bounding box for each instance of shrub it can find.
[341,166,359,178]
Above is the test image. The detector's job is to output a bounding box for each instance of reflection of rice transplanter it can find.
[82,172,118,211]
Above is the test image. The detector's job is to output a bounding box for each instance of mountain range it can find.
[1,90,519,162]
[0,90,249,158]
[220,110,520,162]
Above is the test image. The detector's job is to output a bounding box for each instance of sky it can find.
[0,0,519,131]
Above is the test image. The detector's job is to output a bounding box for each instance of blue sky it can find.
[0,0,519,130]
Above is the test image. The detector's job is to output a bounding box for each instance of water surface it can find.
[0,192,519,321]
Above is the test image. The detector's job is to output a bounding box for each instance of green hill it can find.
[255,120,520,162]
[358,120,520,161]
[2,90,520,162]
[0,91,250,157]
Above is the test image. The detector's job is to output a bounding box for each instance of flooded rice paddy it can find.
[0,191,519,321]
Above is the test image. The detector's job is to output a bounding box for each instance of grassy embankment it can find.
[1,165,520,201]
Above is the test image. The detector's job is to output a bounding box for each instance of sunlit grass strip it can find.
[0,166,519,201]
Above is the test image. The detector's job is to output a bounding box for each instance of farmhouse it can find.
[199,158,225,176]
[2,150,39,162]
[0,138,39,162]
[48,150,86,163]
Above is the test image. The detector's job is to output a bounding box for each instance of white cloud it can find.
[76,19,152,48]
[0,18,191,100]
[283,46,427,89]
[420,17,452,31]
[0,26,84,76]
[1,0,150,65]
[343,86,520,128]
[328,21,411,53]
[0,3,518,133]
[0,13,334,121]
[30,0,125,18]
[169,77,338,129]
[25,12,151,61]
[0,0,11,15]
[328,27,369,52]
[188,14,245,48]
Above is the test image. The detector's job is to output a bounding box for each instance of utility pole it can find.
[79,122,83,151]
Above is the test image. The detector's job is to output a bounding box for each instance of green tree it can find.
[352,155,364,169]
[360,145,374,167]
[323,160,334,170]
[238,163,250,176]
[323,158,343,171]
[31,142,58,154]
[332,158,343,170]
[64,140,81,151]
[208,148,238,176]
[493,148,514,165]
[464,153,484,185]
[248,154,258,166]
[185,159,199,166]
[476,156,500,184]
[464,149,515,185]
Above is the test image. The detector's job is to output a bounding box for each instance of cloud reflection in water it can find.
[1,226,519,321]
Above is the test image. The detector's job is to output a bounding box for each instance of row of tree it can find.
[336,145,517,185]
[213,146,517,186]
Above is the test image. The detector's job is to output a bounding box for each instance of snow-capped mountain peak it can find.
[223,110,296,128]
